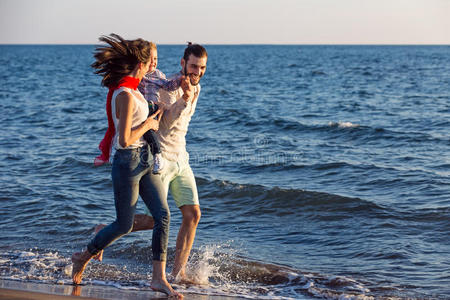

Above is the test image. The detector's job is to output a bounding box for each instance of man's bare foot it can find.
[93,225,106,261]
[151,279,183,299]
[71,251,92,285]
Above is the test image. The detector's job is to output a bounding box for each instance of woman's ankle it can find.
[74,249,95,262]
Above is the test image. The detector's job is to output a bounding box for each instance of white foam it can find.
[90,280,139,290]
[286,271,300,280]
[0,249,70,282]
[301,281,314,289]
[63,264,72,277]
[0,258,9,264]
[0,247,371,300]
[18,251,36,258]
[329,121,360,128]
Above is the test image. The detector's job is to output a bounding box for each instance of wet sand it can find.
[0,280,160,300]
[0,287,98,300]
[0,280,244,300]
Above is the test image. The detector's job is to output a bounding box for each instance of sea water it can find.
[0,45,449,299]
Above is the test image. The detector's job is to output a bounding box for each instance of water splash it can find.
[178,241,308,299]
[184,241,238,286]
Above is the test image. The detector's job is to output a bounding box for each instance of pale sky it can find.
[0,0,449,44]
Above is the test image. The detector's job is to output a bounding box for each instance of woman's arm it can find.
[116,91,162,148]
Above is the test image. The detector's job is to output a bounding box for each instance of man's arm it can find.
[159,92,189,130]
[151,76,182,104]
[153,76,182,92]
[159,77,195,129]
[139,72,182,104]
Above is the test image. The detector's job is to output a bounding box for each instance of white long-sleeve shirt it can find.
[157,72,201,163]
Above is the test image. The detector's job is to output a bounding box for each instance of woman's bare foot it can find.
[92,225,106,261]
[71,250,93,284]
[71,285,81,296]
[151,278,183,299]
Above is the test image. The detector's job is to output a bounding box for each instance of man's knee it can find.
[181,205,201,226]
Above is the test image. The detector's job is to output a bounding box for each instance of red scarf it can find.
[94,76,140,166]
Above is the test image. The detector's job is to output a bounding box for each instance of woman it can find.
[71,34,182,298]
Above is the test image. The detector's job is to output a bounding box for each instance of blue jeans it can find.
[87,145,170,261]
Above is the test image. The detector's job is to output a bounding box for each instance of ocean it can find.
[0,44,449,299]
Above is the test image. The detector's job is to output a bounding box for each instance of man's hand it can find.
[181,75,194,103]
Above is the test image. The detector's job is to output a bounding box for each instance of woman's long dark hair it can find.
[91,33,151,87]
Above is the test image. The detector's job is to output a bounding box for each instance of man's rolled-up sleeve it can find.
[159,91,187,129]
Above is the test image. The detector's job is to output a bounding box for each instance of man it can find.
[152,42,207,281]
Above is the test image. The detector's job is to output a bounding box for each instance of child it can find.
[138,43,182,174]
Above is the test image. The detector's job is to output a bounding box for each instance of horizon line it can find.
[1,43,449,46]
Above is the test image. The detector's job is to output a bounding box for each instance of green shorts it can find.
[145,158,199,214]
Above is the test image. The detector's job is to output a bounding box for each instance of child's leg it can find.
[145,102,164,174]
[144,102,162,155]
[143,130,161,155]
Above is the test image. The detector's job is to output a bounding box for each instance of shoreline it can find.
[0,280,161,300]
[0,288,98,300]
[0,280,247,300]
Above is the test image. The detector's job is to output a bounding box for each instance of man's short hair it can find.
[183,42,207,62]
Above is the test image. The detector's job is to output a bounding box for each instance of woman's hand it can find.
[144,109,163,131]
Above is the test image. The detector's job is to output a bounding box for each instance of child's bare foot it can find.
[151,279,183,298]
[92,225,106,261]
[71,251,92,285]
